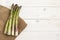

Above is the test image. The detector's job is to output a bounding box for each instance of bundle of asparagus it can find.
[4,4,22,36]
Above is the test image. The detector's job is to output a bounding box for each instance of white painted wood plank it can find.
[24,20,60,32]
[0,0,60,7]
[20,7,60,19]
[16,32,60,40]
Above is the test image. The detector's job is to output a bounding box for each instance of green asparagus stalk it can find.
[11,5,22,36]
[11,17,15,36]
[4,19,9,34]
[11,5,16,36]
[7,4,14,35]
[4,4,22,36]
[11,4,19,36]
[15,6,22,36]
[15,6,19,36]
[4,4,14,35]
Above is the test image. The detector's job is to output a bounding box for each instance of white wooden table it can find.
[0,0,60,40]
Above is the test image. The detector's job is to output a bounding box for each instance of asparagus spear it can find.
[15,6,22,36]
[11,4,19,36]
[7,4,14,35]
[4,4,14,34]
[4,19,9,34]
[4,4,22,36]
[11,4,22,36]
[11,4,17,36]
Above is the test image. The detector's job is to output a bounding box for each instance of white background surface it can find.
[0,0,60,40]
